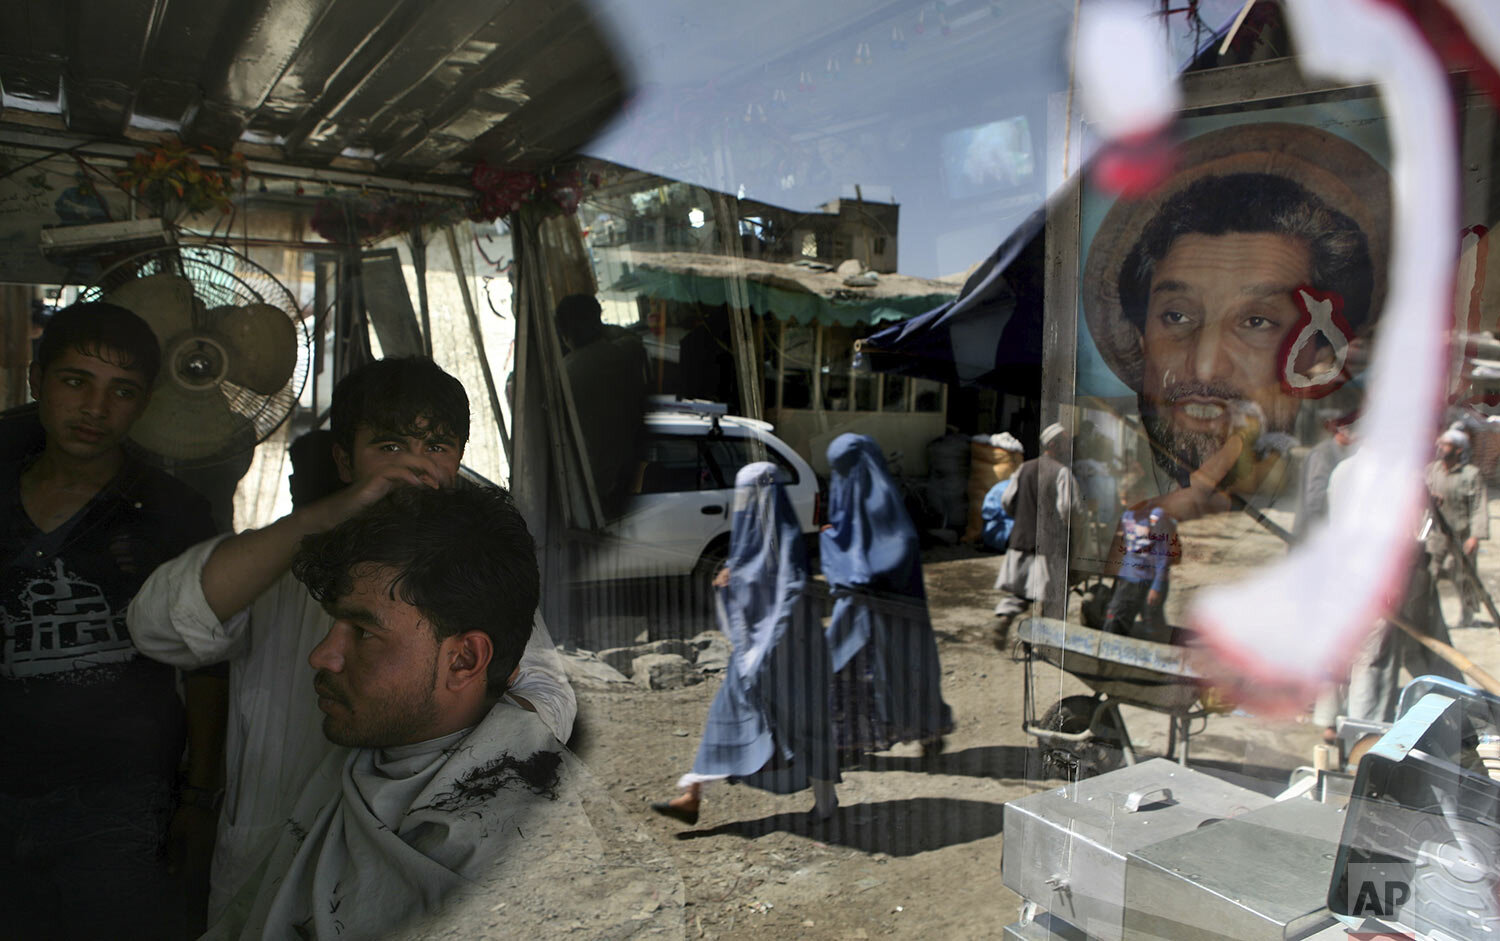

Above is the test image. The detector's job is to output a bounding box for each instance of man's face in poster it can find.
[1138,230,1313,475]
[1114,172,1376,486]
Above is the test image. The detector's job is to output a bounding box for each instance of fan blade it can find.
[104,274,201,347]
[215,304,299,395]
[130,382,253,462]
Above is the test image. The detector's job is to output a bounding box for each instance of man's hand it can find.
[712,566,731,589]
[202,457,441,621]
[1465,535,1480,555]
[1147,588,1161,606]
[315,459,439,531]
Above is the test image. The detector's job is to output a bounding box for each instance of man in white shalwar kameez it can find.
[128,358,575,919]
[993,423,1083,642]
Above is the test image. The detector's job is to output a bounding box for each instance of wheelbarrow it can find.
[1018,615,1216,779]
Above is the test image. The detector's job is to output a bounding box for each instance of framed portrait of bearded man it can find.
[1048,64,1396,631]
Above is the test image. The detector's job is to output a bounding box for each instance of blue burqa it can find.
[821,434,955,750]
[680,463,839,794]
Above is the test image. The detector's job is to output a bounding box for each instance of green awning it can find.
[612,253,959,327]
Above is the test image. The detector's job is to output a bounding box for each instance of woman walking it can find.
[822,434,954,760]
[652,463,840,824]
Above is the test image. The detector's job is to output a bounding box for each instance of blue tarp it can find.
[857,207,1045,393]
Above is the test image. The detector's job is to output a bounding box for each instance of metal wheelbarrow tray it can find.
[1018,616,1212,776]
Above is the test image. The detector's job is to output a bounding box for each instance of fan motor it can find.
[170,336,229,389]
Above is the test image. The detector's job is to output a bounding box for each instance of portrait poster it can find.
[1058,81,1394,619]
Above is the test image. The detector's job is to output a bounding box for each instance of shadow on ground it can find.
[674,797,1005,856]
[850,745,1046,782]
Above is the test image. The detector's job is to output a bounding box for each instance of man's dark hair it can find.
[555,293,604,350]
[35,302,161,385]
[329,357,469,455]
[1119,172,1375,334]
[292,485,539,692]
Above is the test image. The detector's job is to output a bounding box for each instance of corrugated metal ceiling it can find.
[0,0,629,180]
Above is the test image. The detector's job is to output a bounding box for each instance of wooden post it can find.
[775,319,786,412]
[711,192,764,423]
[0,285,32,408]
[847,329,857,411]
[514,206,604,530]
[812,324,824,415]
[412,226,433,357]
[444,225,510,460]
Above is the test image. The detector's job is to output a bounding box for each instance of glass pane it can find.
[882,375,909,411]
[780,325,815,410]
[852,371,877,411]
[913,378,943,412]
[637,435,710,493]
[706,436,797,487]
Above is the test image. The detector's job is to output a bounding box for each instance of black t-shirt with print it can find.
[0,426,216,795]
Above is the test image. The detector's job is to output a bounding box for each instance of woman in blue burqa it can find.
[822,433,954,759]
[652,462,841,824]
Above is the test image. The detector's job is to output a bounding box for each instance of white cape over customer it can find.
[127,535,576,918]
[205,698,673,940]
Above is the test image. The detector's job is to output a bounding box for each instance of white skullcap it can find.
[1039,423,1067,449]
[1440,427,1469,448]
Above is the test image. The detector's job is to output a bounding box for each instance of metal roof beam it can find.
[373,7,589,168]
[185,0,338,149]
[0,126,473,197]
[253,0,415,149]
[280,0,509,162]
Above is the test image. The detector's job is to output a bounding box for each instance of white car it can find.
[574,399,821,586]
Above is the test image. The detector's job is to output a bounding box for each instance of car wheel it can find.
[1038,696,1125,781]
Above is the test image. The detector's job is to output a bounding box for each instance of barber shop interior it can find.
[2,1,1500,938]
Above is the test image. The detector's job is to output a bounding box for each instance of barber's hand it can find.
[165,804,216,884]
[317,461,437,529]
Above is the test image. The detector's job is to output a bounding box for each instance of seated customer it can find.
[206,485,567,938]
[128,357,575,919]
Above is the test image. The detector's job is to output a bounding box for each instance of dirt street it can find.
[566,505,1500,941]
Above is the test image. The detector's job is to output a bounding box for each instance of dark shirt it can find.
[0,419,216,795]
[1008,454,1066,555]
[563,329,648,519]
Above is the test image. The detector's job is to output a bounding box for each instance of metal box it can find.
[1002,759,1274,941]
[1003,912,1089,941]
[1329,689,1500,940]
[1121,798,1345,940]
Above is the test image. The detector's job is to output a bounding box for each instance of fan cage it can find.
[80,243,313,466]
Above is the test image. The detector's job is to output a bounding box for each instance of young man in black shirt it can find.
[0,302,218,938]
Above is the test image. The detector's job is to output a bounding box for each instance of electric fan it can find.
[78,243,311,466]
